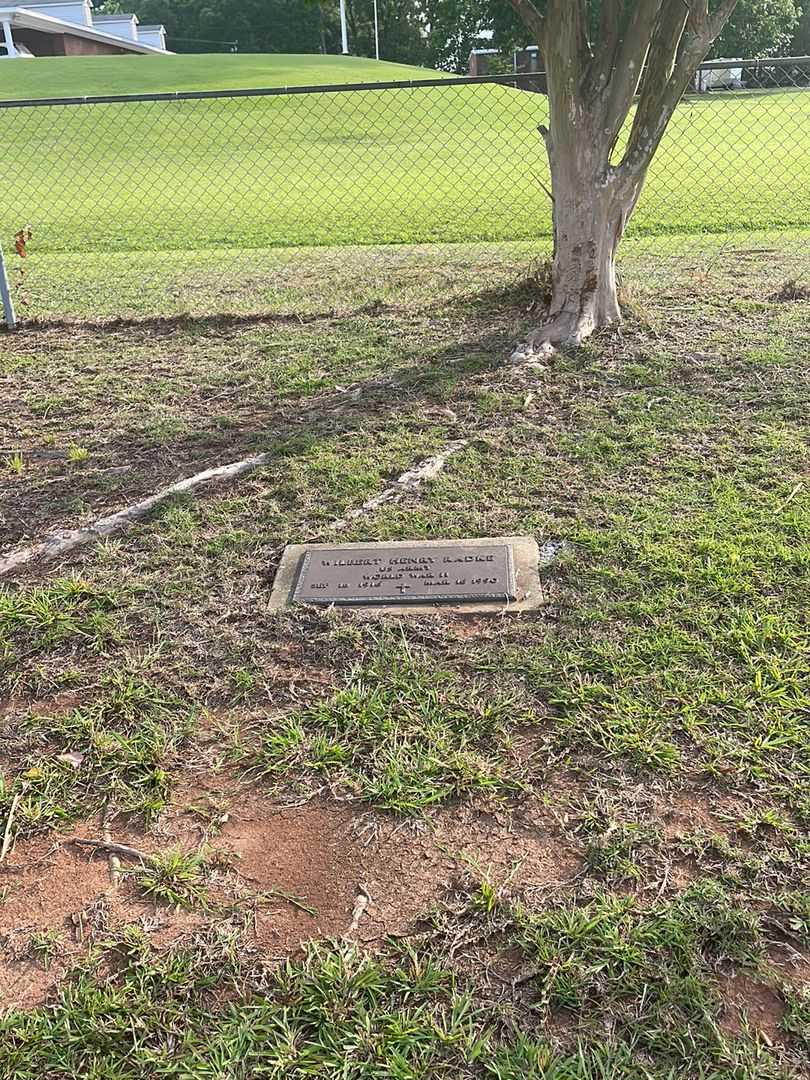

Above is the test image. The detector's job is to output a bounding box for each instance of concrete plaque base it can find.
[268,536,546,614]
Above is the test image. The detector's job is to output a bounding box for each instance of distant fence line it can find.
[0,57,808,325]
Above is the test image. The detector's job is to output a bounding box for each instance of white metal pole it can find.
[339,0,349,54]
[2,19,19,58]
[373,0,379,60]
[0,242,17,331]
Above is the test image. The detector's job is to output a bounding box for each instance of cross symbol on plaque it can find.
[396,584,412,594]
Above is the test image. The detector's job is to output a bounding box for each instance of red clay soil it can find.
[657,785,747,841]
[718,972,787,1046]
[0,824,206,1009]
[219,792,582,951]
[0,777,582,1009]
[2,773,807,1024]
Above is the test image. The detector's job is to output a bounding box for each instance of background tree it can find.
[790,0,810,50]
[424,0,795,72]
[712,0,800,56]
[337,0,427,64]
[422,1,532,72]
[422,0,488,72]
[130,0,328,53]
[504,0,741,360]
[300,0,428,62]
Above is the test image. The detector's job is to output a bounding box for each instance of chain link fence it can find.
[0,57,808,326]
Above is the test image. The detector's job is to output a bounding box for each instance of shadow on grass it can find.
[0,320,510,554]
[10,299,398,337]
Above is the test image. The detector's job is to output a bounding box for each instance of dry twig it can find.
[71,837,149,863]
[344,884,371,936]
[0,793,22,862]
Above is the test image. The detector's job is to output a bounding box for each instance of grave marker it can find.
[269,536,545,613]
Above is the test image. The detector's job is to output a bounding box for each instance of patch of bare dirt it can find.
[767,947,810,986]
[0,778,583,1010]
[0,957,59,1011]
[214,790,582,952]
[15,691,84,714]
[545,1007,580,1046]
[0,692,84,730]
[0,822,205,1009]
[718,973,786,1046]
[432,797,582,893]
[651,787,752,893]
[1,832,112,932]
[657,786,744,841]
[217,799,371,948]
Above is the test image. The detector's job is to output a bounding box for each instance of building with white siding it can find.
[0,1,169,57]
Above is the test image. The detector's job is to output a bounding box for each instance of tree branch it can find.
[595,0,658,94]
[602,0,665,143]
[598,0,627,69]
[507,0,545,48]
[622,0,739,173]
[632,0,690,114]
[557,0,591,72]
[540,0,593,109]
[707,0,741,37]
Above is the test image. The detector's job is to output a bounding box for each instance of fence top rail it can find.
[4,71,536,110]
[0,55,807,110]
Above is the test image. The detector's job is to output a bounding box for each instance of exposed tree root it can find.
[102,803,122,887]
[0,452,274,578]
[1,441,469,579]
[508,310,604,365]
[344,884,371,937]
[0,794,22,862]
[326,440,468,533]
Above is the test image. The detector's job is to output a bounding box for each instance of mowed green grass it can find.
[0,52,448,98]
[1,250,808,1077]
[0,54,807,256]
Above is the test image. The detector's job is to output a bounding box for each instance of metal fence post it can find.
[0,240,17,331]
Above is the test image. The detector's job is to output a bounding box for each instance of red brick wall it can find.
[13,28,62,55]
[62,33,128,55]
[14,28,129,56]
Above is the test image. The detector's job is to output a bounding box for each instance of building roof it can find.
[0,5,170,52]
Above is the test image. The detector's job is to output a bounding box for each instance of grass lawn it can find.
[0,52,449,99]
[4,231,808,321]
[0,246,808,1076]
[0,65,807,280]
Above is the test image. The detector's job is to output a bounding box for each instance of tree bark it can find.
[549,182,624,340]
[512,154,641,362]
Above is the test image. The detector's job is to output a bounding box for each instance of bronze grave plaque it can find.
[291,542,516,606]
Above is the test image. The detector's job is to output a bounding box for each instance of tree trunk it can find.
[546,177,625,342]
[508,3,642,365]
[511,142,641,364]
